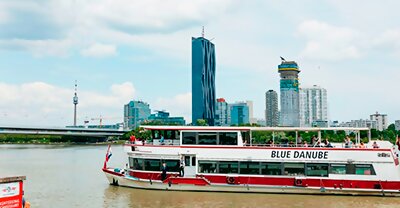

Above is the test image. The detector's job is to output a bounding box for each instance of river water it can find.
[1,144,399,208]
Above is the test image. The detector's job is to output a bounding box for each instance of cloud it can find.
[374,29,400,57]
[0,39,73,57]
[153,92,191,123]
[0,0,233,57]
[297,20,362,61]
[0,82,136,126]
[80,43,117,57]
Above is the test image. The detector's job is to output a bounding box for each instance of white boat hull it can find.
[104,169,400,197]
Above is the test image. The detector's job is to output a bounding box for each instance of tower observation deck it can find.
[278,60,300,127]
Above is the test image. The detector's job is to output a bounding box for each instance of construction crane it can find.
[91,116,121,128]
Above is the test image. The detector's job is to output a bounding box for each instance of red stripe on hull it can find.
[128,170,400,190]
[201,175,400,190]
[129,170,178,181]
[102,168,124,177]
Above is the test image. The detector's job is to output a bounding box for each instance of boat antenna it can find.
[202,26,205,38]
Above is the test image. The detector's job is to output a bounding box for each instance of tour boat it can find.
[102,126,400,196]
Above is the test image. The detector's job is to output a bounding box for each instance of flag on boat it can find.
[106,145,112,162]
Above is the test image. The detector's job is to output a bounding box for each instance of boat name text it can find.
[271,150,328,159]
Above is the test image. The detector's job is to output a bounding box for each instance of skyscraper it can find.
[215,98,230,126]
[278,59,300,127]
[299,85,328,127]
[124,100,151,130]
[192,35,216,126]
[230,102,249,126]
[265,90,279,127]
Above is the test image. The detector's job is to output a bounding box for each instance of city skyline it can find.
[1,1,400,126]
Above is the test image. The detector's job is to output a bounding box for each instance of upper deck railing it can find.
[125,126,400,152]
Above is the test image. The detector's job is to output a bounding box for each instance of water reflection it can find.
[103,185,400,208]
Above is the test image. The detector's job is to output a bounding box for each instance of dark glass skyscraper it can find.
[192,37,216,126]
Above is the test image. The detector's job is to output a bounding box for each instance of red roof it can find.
[217,98,226,102]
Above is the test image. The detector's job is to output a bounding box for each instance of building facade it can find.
[299,85,328,127]
[278,60,300,127]
[215,98,230,126]
[192,36,216,126]
[148,110,185,125]
[230,102,249,126]
[370,112,388,131]
[339,119,377,129]
[246,100,257,124]
[124,100,151,130]
[265,90,279,127]
[395,120,400,131]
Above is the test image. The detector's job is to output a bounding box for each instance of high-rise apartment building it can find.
[395,120,400,131]
[265,90,279,127]
[246,100,257,124]
[299,85,328,127]
[230,102,249,126]
[370,112,388,131]
[192,36,216,126]
[124,100,151,130]
[278,59,300,127]
[215,98,230,126]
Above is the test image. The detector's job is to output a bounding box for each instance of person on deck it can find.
[372,141,380,149]
[344,136,353,148]
[324,139,333,148]
[161,162,168,181]
[159,135,165,145]
[311,136,316,146]
[296,135,303,146]
[179,156,185,177]
[129,135,136,144]
[359,141,366,148]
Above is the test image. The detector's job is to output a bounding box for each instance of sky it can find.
[0,0,399,127]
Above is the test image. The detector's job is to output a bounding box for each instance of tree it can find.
[388,124,396,131]
[196,119,208,126]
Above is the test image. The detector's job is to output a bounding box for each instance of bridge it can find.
[0,125,128,137]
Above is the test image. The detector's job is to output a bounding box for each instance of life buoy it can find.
[295,179,303,186]
[226,176,235,184]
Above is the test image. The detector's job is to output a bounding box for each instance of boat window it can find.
[346,164,355,174]
[163,159,180,172]
[182,132,196,144]
[240,162,260,175]
[129,157,134,169]
[330,164,346,174]
[198,133,218,145]
[192,157,196,166]
[133,158,144,170]
[198,161,217,173]
[185,156,191,166]
[283,163,305,176]
[152,130,161,139]
[218,161,239,174]
[144,159,161,171]
[261,162,282,175]
[355,164,375,175]
[306,163,328,177]
[219,132,238,145]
